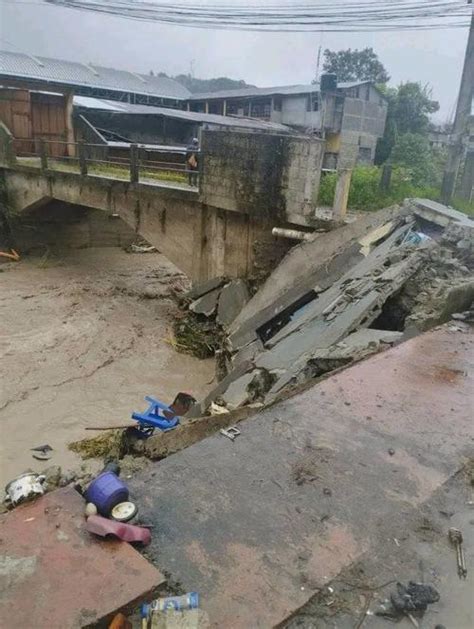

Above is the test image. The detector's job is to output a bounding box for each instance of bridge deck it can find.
[15,156,197,192]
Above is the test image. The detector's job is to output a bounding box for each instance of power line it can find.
[36,0,471,32]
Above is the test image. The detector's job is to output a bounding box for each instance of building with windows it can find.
[188,78,388,169]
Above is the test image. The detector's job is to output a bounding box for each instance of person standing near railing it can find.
[186,137,200,187]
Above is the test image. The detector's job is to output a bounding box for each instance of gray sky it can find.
[0,1,469,121]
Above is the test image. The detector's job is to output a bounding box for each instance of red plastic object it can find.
[86,514,151,545]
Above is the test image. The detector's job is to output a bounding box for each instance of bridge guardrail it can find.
[8,137,200,189]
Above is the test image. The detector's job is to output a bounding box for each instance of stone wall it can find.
[200,129,324,223]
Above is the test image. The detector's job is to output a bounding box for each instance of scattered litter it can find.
[130,244,157,254]
[84,471,129,516]
[85,502,98,517]
[111,501,138,523]
[220,426,241,441]
[143,592,199,613]
[85,514,151,544]
[210,401,230,415]
[108,612,132,629]
[393,538,400,547]
[4,472,46,506]
[0,248,20,261]
[131,395,180,436]
[448,527,468,579]
[32,451,52,461]
[390,581,440,613]
[23,517,35,522]
[31,444,53,452]
[388,448,395,456]
[323,488,332,496]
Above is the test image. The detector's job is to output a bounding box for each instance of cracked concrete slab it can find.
[128,325,473,628]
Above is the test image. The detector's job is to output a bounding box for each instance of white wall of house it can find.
[277,94,321,128]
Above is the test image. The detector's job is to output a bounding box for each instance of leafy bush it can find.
[317,164,459,213]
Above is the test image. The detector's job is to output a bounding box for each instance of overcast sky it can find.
[0,1,470,121]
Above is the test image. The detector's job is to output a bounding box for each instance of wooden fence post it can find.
[130,143,139,183]
[39,139,48,171]
[78,141,88,176]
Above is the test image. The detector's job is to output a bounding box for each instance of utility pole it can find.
[441,3,474,204]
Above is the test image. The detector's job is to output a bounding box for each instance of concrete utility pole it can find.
[441,4,474,204]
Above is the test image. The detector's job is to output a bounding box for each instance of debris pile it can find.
[195,200,474,415]
[174,276,250,361]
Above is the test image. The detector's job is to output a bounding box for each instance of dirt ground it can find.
[0,248,215,487]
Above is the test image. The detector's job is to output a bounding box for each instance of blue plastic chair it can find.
[131,396,180,435]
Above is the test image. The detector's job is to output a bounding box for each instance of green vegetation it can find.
[318,165,473,216]
[322,47,390,83]
[156,71,255,94]
[375,82,440,164]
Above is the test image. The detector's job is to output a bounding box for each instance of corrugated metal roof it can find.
[74,96,292,133]
[0,50,190,100]
[190,80,373,101]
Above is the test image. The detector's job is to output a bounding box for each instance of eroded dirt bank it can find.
[0,248,215,486]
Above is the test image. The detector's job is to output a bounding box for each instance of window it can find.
[273,97,282,111]
[358,146,372,162]
[306,95,319,112]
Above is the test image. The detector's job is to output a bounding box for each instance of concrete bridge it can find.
[1,126,325,282]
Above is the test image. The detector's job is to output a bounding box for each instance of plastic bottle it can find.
[150,592,200,611]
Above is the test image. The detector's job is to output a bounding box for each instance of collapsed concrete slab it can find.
[198,200,474,414]
[184,276,226,301]
[216,279,250,327]
[189,286,221,316]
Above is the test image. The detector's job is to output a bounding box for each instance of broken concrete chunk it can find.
[189,287,221,317]
[184,276,226,301]
[217,279,250,327]
[219,368,272,410]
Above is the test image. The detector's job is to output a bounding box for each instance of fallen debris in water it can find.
[69,430,125,460]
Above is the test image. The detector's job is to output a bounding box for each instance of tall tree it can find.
[375,82,440,164]
[322,47,390,83]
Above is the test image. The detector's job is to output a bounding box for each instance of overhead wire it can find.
[36,0,471,32]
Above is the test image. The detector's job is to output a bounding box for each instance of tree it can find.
[390,133,438,186]
[375,82,440,164]
[322,47,390,83]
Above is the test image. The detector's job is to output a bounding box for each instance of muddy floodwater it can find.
[0,248,215,487]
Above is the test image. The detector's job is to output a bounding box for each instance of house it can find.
[73,95,292,166]
[188,76,388,169]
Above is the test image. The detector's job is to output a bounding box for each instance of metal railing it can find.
[8,137,200,188]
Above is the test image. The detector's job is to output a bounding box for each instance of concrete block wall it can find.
[200,129,324,223]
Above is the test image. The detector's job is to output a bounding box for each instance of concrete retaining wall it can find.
[200,130,324,222]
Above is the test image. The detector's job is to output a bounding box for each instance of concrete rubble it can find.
[192,199,474,415]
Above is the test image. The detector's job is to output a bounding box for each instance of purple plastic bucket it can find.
[85,472,129,516]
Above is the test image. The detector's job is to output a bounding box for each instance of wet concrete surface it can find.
[0,487,164,628]
[129,325,473,627]
[0,249,215,486]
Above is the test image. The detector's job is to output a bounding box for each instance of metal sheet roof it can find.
[190,80,375,101]
[0,50,191,100]
[74,96,292,133]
